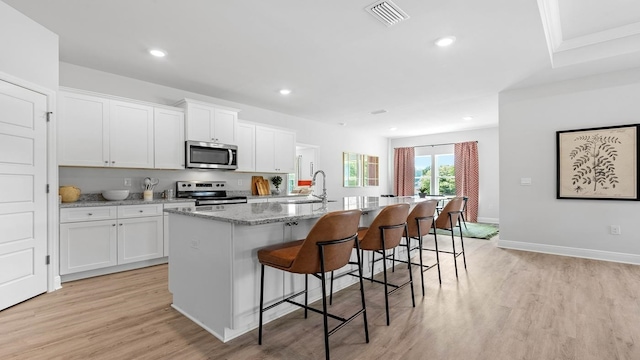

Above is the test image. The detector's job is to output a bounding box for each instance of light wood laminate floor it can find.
[2,235,639,360]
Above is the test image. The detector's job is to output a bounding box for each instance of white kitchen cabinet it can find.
[236,122,255,171]
[58,88,185,169]
[60,204,164,276]
[109,100,155,168]
[58,91,109,167]
[59,206,118,275]
[117,216,163,265]
[177,99,239,144]
[154,107,185,169]
[255,126,296,173]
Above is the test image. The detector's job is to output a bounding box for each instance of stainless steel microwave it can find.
[185,141,237,170]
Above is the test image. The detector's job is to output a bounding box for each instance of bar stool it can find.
[425,197,466,278]
[392,200,440,296]
[343,203,414,326]
[257,209,368,360]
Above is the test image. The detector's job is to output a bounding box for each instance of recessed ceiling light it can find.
[389,127,397,131]
[463,116,473,121]
[435,36,456,47]
[149,49,166,57]
[279,89,291,95]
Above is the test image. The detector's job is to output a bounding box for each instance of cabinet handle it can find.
[112,161,115,164]
[139,210,144,213]
[104,161,108,164]
[112,224,116,227]
[88,213,93,216]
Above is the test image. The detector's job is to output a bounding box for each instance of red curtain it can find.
[454,142,479,222]
[394,147,415,196]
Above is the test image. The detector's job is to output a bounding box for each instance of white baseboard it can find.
[497,239,640,265]
[477,217,499,224]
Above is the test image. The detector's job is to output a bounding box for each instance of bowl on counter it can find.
[102,190,130,201]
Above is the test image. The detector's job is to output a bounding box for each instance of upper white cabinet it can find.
[58,92,110,167]
[109,100,154,168]
[236,122,255,171]
[176,99,239,144]
[58,89,185,169]
[255,126,296,173]
[154,108,185,169]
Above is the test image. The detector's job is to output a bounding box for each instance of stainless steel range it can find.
[176,181,247,206]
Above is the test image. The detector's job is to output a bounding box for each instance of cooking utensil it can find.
[143,177,151,191]
[150,178,159,189]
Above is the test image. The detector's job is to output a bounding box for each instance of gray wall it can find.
[58,62,390,199]
[390,127,499,223]
[499,67,640,264]
[0,1,58,90]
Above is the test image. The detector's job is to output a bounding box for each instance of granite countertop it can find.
[165,196,426,226]
[60,192,196,208]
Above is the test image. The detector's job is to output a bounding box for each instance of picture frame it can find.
[557,124,640,200]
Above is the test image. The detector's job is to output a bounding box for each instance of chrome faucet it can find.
[311,170,327,205]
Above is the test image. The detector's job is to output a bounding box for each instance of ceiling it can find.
[5,0,640,138]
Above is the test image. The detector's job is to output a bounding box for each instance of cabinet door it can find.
[255,126,276,172]
[59,220,117,275]
[274,130,296,173]
[213,108,237,144]
[236,122,255,171]
[109,100,154,168]
[58,92,109,167]
[185,102,214,142]
[117,216,163,264]
[154,108,185,169]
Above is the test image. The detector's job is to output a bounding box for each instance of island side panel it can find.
[168,213,233,341]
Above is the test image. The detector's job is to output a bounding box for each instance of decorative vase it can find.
[419,193,426,198]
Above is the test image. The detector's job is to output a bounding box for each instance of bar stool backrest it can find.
[434,197,464,230]
[406,200,438,238]
[359,203,410,251]
[289,209,362,274]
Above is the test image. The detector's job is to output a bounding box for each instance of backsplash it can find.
[59,167,291,196]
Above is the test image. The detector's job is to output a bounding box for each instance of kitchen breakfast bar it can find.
[165,196,427,342]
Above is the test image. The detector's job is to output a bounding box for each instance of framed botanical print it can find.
[557,124,640,200]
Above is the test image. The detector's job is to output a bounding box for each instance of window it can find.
[343,152,379,187]
[415,145,456,195]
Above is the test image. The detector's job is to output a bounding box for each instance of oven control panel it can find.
[177,181,226,192]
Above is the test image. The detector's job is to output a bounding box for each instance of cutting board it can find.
[257,178,271,195]
[251,176,263,195]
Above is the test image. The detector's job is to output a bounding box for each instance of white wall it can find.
[0,1,58,89]
[499,67,640,264]
[58,62,389,199]
[390,127,499,223]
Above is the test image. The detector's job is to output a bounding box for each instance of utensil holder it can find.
[143,190,153,201]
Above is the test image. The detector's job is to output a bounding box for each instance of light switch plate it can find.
[520,177,532,186]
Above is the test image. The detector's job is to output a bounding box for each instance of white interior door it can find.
[0,79,48,310]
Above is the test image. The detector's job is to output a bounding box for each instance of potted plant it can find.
[271,175,283,194]
[418,185,428,198]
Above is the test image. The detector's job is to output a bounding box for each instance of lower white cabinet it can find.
[60,204,164,275]
[60,218,118,275]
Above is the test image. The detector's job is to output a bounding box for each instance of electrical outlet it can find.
[124,178,132,187]
[610,225,621,235]
[190,239,200,249]
[237,179,243,186]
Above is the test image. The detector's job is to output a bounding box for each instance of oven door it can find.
[186,141,237,170]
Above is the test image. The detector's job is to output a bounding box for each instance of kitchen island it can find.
[165,196,426,342]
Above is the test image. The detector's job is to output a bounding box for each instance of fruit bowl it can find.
[102,190,130,201]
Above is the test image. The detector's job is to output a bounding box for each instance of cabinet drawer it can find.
[60,206,117,223]
[118,204,163,218]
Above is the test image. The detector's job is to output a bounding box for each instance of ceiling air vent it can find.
[366,1,409,27]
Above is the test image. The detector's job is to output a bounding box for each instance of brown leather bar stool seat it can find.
[391,200,441,296]
[335,203,414,326]
[424,197,466,278]
[257,209,368,360]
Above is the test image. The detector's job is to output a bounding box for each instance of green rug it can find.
[434,222,499,240]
